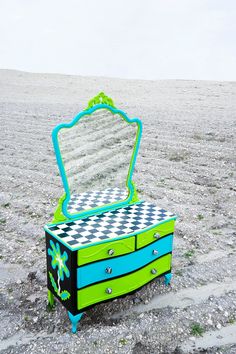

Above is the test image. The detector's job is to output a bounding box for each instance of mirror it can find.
[52,93,142,219]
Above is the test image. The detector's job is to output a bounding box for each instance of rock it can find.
[133,297,142,304]
[189,337,196,342]
[47,324,55,334]
[173,347,184,354]
[28,271,37,281]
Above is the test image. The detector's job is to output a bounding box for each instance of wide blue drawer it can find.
[77,234,173,288]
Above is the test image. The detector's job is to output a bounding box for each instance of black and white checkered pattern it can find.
[67,188,128,213]
[46,202,176,249]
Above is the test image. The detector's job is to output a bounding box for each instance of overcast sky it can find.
[0,0,236,81]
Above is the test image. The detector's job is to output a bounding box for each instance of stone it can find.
[28,271,37,281]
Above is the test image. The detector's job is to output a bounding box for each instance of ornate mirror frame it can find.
[52,93,143,220]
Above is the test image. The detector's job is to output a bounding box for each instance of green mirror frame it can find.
[51,93,143,221]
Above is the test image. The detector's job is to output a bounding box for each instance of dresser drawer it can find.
[77,236,135,266]
[77,234,173,288]
[77,253,171,310]
[136,220,175,249]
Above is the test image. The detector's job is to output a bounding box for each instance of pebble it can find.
[133,297,141,304]
[189,337,196,342]
[28,271,37,281]
[216,323,222,329]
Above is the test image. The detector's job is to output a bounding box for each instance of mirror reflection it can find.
[57,108,137,215]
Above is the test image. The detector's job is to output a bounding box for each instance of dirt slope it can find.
[0,69,236,353]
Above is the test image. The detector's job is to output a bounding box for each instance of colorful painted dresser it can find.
[44,93,177,333]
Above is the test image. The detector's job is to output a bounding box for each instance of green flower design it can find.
[48,271,71,301]
[48,240,70,281]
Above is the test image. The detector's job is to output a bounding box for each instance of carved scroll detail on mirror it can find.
[52,94,142,220]
[85,92,115,110]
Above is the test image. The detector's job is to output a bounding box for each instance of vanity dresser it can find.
[44,93,177,333]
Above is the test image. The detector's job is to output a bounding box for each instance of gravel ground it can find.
[0,69,236,354]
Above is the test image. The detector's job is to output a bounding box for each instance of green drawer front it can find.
[77,253,171,310]
[77,236,135,266]
[136,220,175,249]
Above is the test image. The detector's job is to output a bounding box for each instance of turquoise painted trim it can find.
[44,215,177,252]
[164,273,172,285]
[68,311,83,333]
[51,103,143,220]
[77,235,173,288]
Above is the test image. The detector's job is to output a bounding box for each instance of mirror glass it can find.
[57,108,137,217]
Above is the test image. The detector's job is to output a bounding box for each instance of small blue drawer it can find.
[77,234,173,288]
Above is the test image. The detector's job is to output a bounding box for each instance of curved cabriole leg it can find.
[164,273,172,285]
[68,312,83,334]
[48,290,54,307]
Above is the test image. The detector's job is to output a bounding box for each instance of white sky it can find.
[0,0,236,80]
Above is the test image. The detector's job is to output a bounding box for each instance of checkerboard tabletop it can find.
[67,187,128,214]
[45,201,176,250]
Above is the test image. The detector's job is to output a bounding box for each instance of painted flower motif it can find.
[47,240,70,281]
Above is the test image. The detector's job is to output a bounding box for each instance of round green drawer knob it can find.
[106,288,112,294]
[151,268,157,275]
[108,249,115,256]
[152,249,158,255]
[153,233,160,239]
[105,267,112,274]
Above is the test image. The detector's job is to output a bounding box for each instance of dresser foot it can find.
[68,312,83,333]
[47,290,54,307]
[164,273,172,285]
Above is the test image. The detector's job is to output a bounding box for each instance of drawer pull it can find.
[153,233,160,239]
[151,268,157,275]
[108,249,115,256]
[106,288,112,294]
[152,249,158,255]
[105,267,112,274]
